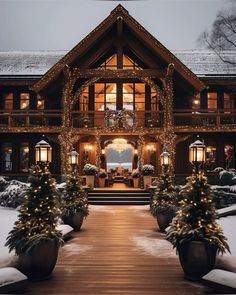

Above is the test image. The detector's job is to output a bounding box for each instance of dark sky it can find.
[0,0,229,51]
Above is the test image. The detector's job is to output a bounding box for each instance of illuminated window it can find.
[79,87,89,111]
[37,95,44,110]
[20,93,29,109]
[20,143,29,172]
[94,83,116,111]
[224,92,233,110]
[2,143,12,171]
[3,93,13,109]
[123,83,145,111]
[99,55,117,69]
[123,55,141,69]
[205,145,216,171]
[192,94,200,110]
[207,92,217,109]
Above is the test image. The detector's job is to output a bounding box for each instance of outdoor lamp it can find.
[160,151,171,167]
[68,149,79,166]
[189,139,206,171]
[35,140,52,164]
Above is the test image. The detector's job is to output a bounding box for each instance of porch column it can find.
[159,64,176,174]
[95,133,101,170]
[138,134,145,187]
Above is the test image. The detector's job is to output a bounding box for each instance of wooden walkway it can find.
[29,206,205,295]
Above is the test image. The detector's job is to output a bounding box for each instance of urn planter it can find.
[143,176,152,188]
[62,211,84,231]
[156,210,175,232]
[86,175,95,188]
[178,240,217,281]
[18,239,59,281]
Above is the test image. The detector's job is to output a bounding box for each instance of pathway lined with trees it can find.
[29,205,204,295]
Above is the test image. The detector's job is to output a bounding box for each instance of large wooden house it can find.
[0,5,236,179]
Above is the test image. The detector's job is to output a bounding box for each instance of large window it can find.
[99,54,117,69]
[99,54,141,70]
[224,92,233,110]
[37,95,44,110]
[224,144,234,169]
[205,145,216,171]
[94,83,117,111]
[2,143,12,171]
[20,93,29,109]
[3,92,13,109]
[123,83,145,111]
[20,143,29,172]
[207,92,217,109]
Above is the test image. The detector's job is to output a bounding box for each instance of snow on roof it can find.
[0,49,235,77]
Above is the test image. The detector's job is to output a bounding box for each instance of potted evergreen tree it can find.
[61,166,89,231]
[5,164,62,281]
[141,164,154,188]
[132,169,139,188]
[83,163,98,188]
[166,172,230,281]
[98,169,107,187]
[150,172,177,232]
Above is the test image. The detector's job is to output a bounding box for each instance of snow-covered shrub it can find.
[219,170,236,186]
[141,164,154,176]
[0,176,9,192]
[0,180,28,208]
[213,167,224,173]
[83,164,98,175]
[212,189,236,209]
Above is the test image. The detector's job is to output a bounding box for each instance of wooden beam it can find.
[71,68,166,79]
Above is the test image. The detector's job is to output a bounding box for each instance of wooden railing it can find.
[1,109,236,129]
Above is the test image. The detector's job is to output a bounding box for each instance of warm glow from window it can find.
[3,93,13,109]
[20,143,29,172]
[20,93,29,109]
[123,55,141,69]
[192,94,200,110]
[207,92,217,109]
[37,95,44,109]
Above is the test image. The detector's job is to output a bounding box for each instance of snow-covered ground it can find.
[0,207,18,268]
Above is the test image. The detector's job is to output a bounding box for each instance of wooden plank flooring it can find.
[29,206,205,295]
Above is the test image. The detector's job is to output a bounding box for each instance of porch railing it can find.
[1,109,236,129]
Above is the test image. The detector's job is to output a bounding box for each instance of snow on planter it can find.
[0,267,27,293]
[202,269,236,293]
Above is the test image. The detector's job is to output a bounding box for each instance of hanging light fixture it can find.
[109,138,130,154]
[189,139,206,173]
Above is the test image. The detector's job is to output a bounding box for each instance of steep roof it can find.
[0,50,235,78]
[29,4,204,92]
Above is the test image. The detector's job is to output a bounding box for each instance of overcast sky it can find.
[0,0,230,52]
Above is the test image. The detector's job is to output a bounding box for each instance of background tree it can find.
[197,0,236,66]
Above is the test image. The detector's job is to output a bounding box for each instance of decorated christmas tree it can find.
[61,165,88,224]
[6,164,62,255]
[150,172,177,217]
[166,172,229,254]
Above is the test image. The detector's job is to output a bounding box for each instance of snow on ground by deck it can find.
[0,207,18,268]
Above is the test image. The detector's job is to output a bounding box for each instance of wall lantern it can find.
[134,149,138,155]
[160,151,171,167]
[68,149,79,166]
[189,139,206,171]
[35,140,52,164]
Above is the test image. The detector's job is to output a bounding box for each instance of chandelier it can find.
[109,138,130,154]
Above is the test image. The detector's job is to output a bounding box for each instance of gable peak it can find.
[110,4,129,16]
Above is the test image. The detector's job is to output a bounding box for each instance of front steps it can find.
[88,189,150,205]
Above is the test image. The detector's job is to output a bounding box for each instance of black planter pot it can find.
[18,239,59,281]
[178,240,217,281]
[156,210,175,232]
[63,211,84,231]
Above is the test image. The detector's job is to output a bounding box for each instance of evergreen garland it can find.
[150,172,177,216]
[61,166,89,220]
[166,172,230,254]
[5,164,62,255]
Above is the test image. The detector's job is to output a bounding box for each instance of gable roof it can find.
[29,5,205,92]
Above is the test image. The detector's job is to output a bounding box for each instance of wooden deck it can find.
[29,206,205,295]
